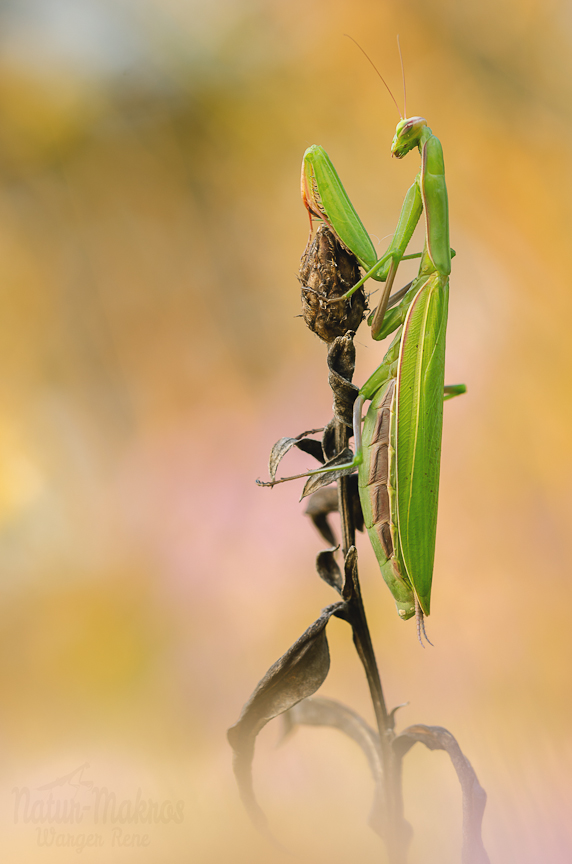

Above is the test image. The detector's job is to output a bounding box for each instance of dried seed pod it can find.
[299,225,367,343]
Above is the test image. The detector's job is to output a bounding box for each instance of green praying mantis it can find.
[265,53,465,644]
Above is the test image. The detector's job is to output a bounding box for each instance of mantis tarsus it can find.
[265,66,465,643]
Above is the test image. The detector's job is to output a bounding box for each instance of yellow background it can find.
[1,0,571,861]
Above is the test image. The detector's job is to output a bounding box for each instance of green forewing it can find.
[395,273,449,614]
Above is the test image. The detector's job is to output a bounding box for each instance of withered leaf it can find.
[342,545,359,601]
[327,332,356,384]
[393,725,490,864]
[295,437,325,462]
[268,432,324,482]
[300,448,356,500]
[321,419,338,462]
[304,486,339,546]
[304,480,362,545]
[281,697,386,838]
[227,602,346,834]
[327,333,358,427]
[316,549,343,594]
[282,696,381,779]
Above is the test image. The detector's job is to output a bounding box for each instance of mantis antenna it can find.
[397,34,407,118]
[344,35,402,119]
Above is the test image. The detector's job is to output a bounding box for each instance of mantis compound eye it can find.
[399,116,427,138]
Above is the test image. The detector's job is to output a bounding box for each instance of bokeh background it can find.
[1,0,571,861]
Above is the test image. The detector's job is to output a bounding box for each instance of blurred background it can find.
[1,0,571,861]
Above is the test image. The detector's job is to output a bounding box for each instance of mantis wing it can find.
[395,272,449,615]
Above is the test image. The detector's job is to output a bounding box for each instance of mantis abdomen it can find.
[358,378,416,620]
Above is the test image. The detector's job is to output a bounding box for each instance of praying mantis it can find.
[264,54,465,643]
[301,111,466,643]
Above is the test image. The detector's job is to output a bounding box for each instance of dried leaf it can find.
[282,696,381,779]
[304,479,363,545]
[327,332,356,383]
[268,432,324,482]
[311,512,337,547]
[327,335,359,427]
[300,448,356,500]
[281,697,386,838]
[304,486,339,545]
[304,485,339,518]
[227,602,346,834]
[316,549,343,594]
[330,375,359,428]
[295,437,325,462]
[393,725,490,864]
[342,545,359,602]
[321,419,338,462]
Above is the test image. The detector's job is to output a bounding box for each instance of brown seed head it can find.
[299,225,366,343]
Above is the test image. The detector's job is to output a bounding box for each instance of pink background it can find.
[1,1,571,861]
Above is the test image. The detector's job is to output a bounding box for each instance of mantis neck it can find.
[417,125,433,152]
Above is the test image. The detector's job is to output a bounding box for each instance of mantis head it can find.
[391,116,427,158]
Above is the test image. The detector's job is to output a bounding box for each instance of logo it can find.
[12,763,185,851]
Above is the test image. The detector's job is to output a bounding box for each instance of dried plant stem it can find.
[230,227,489,864]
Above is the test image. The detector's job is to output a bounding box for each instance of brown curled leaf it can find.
[327,334,359,427]
[280,696,389,840]
[321,419,338,462]
[304,478,363,545]
[342,545,359,602]
[327,331,357,384]
[227,602,346,835]
[300,448,356,500]
[392,725,490,864]
[304,486,339,546]
[281,694,382,784]
[268,431,324,482]
[315,548,343,594]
